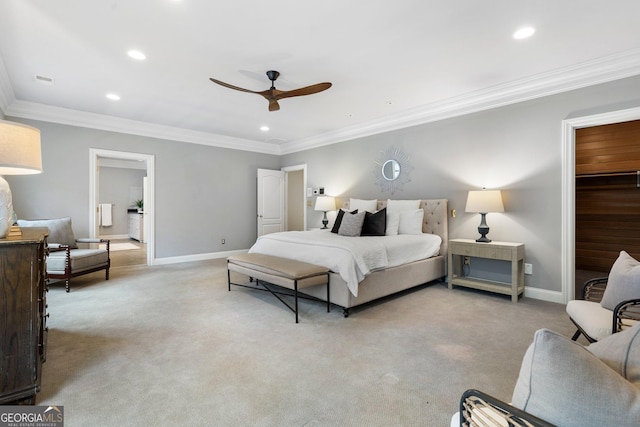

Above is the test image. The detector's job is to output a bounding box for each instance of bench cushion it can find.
[228,253,329,290]
[47,249,109,273]
[229,253,328,279]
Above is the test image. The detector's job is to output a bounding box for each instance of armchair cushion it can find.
[566,299,615,341]
[17,217,78,249]
[601,250,640,311]
[511,328,640,427]
[588,321,640,386]
[47,248,109,274]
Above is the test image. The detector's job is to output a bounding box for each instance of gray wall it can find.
[6,120,280,258]
[5,75,640,291]
[282,75,640,293]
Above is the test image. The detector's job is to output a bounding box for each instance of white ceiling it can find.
[1,1,640,155]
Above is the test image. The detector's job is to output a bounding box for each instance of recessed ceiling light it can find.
[106,93,121,101]
[260,126,269,132]
[127,50,146,60]
[513,27,535,40]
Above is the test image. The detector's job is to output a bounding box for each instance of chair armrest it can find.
[614,298,640,333]
[76,238,109,244]
[47,243,71,252]
[459,389,556,427]
[582,277,608,302]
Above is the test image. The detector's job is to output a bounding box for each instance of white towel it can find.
[100,203,112,227]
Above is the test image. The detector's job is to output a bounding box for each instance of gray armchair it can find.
[17,217,110,292]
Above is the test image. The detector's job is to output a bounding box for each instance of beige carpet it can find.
[38,260,576,426]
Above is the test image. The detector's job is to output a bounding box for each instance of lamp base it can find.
[476,213,491,243]
[321,212,329,229]
[0,176,12,239]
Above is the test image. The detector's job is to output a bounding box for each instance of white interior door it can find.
[257,168,284,237]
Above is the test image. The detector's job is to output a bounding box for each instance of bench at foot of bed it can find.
[227,253,331,323]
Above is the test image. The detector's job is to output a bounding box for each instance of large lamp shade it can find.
[0,120,43,238]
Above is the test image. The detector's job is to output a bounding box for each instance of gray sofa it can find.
[18,217,110,292]
[452,323,640,426]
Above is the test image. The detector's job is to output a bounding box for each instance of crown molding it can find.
[280,48,640,154]
[4,100,281,155]
[2,48,640,156]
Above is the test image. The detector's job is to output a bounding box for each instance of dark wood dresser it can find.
[0,228,48,404]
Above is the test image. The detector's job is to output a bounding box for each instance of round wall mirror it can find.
[381,159,400,181]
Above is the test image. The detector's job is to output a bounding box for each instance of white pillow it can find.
[385,199,421,235]
[349,198,377,213]
[398,209,424,235]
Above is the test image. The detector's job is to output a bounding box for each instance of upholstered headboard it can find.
[341,199,449,256]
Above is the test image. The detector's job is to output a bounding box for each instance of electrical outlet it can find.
[463,256,470,266]
[525,263,532,275]
[221,238,225,245]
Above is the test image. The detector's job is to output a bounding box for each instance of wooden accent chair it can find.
[17,217,110,292]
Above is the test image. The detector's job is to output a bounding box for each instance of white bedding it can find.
[248,230,442,296]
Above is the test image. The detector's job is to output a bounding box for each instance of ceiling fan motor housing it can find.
[266,70,280,82]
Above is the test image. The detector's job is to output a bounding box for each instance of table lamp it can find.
[465,189,504,243]
[0,120,43,238]
[314,196,336,229]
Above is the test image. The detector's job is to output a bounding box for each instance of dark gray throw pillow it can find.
[331,209,357,233]
[361,208,386,236]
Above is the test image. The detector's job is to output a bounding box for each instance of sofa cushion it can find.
[566,299,615,341]
[511,328,640,427]
[588,321,640,387]
[601,250,640,311]
[47,249,109,273]
[18,217,78,249]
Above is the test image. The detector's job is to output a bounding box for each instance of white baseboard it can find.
[152,249,248,266]
[524,286,565,304]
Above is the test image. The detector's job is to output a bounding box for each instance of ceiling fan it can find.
[209,70,331,112]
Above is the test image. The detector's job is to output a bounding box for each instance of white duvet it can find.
[248,230,442,296]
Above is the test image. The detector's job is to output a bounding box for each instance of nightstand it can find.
[448,238,525,302]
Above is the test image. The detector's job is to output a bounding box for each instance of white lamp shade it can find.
[465,190,504,213]
[314,196,336,212]
[0,120,43,175]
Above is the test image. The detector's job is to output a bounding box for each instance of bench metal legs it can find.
[227,265,330,323]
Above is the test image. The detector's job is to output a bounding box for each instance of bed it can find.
[248,199,448,316]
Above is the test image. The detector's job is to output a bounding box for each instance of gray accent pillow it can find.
[18,217,78,248]
[588,321,640,387]
[511,328,640,427]
[338,211,366,237]
[601,251,640,311]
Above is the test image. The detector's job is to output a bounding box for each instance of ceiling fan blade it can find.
[268,99,280,112]
[209,78,260,94]
[276,82,332,100]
